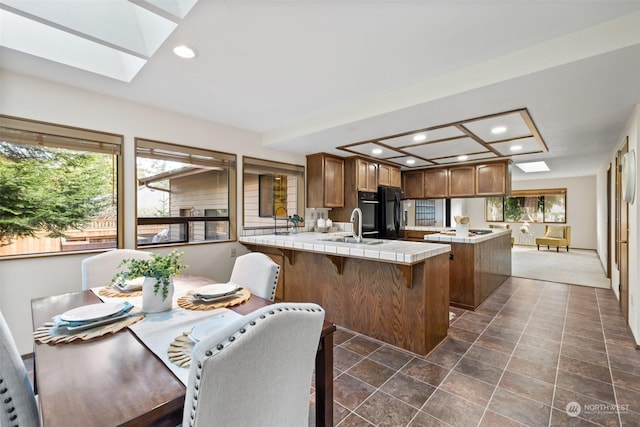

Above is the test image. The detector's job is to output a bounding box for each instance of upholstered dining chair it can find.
[183,302,325,427]
[0,310,40,427]
[81,249,152,290]
[229,252,280,301]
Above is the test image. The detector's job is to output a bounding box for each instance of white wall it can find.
[0,71,306,354]
[603,103,639,345]
[464,176,598,250]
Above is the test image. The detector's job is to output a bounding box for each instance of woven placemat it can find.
[98,286,143,298]
[33,313,144,344]
[168,331,193,368]
[177,289,251,311]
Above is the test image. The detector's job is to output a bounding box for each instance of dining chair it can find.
[80,249,153,290]
[229,252,280,301]
[0,310,40,427]
[183,302,325,427]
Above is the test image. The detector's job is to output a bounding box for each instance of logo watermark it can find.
[566,401,630,417]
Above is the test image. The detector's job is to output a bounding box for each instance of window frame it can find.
[134,137,237,247]
[485,188,567,224]
[242,157,305,231]
[0,115,123,259]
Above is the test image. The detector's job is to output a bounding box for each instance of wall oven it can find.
[357,191,379,238]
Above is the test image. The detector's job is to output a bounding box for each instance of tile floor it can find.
[310,276,640,426]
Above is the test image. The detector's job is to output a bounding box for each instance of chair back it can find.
[183,302,325,427]
[229,252,280,301]
[0,311,40,427]
[81,249,152,290]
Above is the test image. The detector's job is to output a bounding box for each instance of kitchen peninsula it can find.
[239,232,451,355]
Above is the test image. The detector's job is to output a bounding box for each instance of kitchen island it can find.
[239,232,451,355]
[424,229,512,310]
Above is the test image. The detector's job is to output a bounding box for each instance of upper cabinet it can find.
[476,161,512,196]
[423,169,449,198]
[378,163,402,188]
[448,165,476,197]
[401,160,512,199]
[356,158,378,192]
[306,153,344,208]
[403,170,424,199]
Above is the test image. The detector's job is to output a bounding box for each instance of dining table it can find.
[31,275,336,427]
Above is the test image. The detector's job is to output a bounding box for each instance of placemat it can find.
[98,286,143,298]
[168,331,193,368]
[177,288,251,311]
[33,313,144,344]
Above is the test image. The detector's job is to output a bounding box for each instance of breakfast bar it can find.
[240,232,451,355]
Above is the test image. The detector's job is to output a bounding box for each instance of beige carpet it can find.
[511,245,610,288]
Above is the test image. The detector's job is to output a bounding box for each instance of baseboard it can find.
[22,352,34,361]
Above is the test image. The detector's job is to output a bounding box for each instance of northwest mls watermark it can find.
[566,401,630,417]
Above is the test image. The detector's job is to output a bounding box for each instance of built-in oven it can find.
[357,191,379,238]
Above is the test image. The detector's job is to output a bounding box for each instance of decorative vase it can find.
[142,277,174,313]
[456,223,469,237]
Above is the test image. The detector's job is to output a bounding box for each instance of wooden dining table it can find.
[31,276,336,426]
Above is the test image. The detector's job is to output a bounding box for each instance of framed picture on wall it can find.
[485,197,504,222]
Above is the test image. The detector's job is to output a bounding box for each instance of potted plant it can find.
[288,214,304,234]
[113,249,187,313]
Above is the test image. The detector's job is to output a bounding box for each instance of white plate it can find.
[63,313,131,331]
[60,302,127,322]
[189,283,238,298]
[189,314,230,343]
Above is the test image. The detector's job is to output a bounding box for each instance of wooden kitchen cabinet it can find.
[448,165,475,197]
[476,161,512,196]
[423,168,449,198]
[378,163,402,188]
[404,230,438,242]
[402,170,424,198]
[306,153,344,208]
[356,158,378,192]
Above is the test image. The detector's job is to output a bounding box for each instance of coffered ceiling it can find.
[337,109,546,169]
[1,2,640,180]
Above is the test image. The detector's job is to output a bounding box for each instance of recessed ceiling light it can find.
[510,145,523,151]
[406,159,416,165]
[413,134,426,142]
[457,155,468,161]
[491,126,507,134]
[173,45,197,59]
[371,148,383,155]
[516,161,550,173]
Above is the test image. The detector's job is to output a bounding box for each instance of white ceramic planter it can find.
[142,276,174,313]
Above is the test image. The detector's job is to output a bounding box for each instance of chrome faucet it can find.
[350,208,363,243]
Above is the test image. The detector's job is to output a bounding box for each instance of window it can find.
[243,157,304,230]
[0,115,123,257]
[135,138,236,246]
[485,188,566,223]
[415,200,436,226]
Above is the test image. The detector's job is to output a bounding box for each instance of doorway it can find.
[616,139,630,321]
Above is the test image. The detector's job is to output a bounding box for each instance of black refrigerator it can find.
[378,186,405,239]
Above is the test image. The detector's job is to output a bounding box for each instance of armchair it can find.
[535,225,571,252]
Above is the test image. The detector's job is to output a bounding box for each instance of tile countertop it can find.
[239,232,450,265]
[424,228,512,244]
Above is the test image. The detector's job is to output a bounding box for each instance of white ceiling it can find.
[2,1,640,181]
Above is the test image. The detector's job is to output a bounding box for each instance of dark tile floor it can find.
[311,276,640,426]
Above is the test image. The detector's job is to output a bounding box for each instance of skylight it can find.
[515,161,550,173]
[0,0,198,82]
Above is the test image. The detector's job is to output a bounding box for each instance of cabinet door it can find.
[389,167,402,188]
[476,162,511,196]
[403,171,424,198]
[423,169,448,198]
[448,166,475,197]
[324,156,345,206]
[378,164,391,187]
[365,161,378,191]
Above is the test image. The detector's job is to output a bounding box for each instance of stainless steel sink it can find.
[316,237,384,245]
